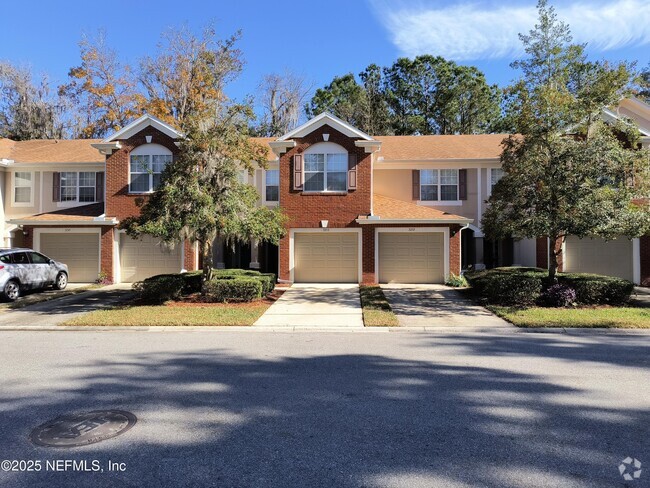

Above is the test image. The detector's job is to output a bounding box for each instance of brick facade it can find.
[278,124,372,282]
[535,237,564,272]
[105,127,179,220]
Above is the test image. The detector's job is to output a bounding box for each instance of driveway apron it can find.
[0,284,134,328]
[382,284,511,328]
[254,284,363,328]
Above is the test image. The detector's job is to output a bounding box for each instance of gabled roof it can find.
[375,134,509,161]
[102,114,183,142]
[277,112,375,141]
[359,194,472,224]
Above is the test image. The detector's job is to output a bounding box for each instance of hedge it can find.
[465,267,545,306]
[203,278,263,303]
[557,273,633,305]
[134,269,276,303]
[465,267,634,307]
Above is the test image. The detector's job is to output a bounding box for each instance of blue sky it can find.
[1,0,649,115]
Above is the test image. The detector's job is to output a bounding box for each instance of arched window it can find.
[303,142,348,192]
[129,143,173,193]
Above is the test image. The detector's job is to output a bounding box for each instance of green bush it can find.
[445,273,468,287]
[203,277,263,303]
[213,269,276,294]
[558,273,633,305]
[465,267,546,306]
[181,271,204,294]
[133,274,185,304]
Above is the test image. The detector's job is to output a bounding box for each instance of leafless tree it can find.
[256,71,311,136]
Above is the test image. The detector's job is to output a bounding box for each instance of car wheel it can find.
[3,280,20,301]
[54,272,68,291]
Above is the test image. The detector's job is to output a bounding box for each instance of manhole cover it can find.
[30,410,136,447]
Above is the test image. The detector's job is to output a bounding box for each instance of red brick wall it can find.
[278,124,373,281]
[184,240,198,271]
[641,236,650,287]
[105,127,179,220]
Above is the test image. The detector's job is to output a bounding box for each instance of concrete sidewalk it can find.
[254,284,363,328]
[0,284,134,328]
[382,284,512,328]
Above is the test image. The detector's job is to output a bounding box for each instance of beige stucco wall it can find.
[374,168,479,223]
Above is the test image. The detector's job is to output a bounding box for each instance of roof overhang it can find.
[268,140,297,157]
[91,142,122,155]
[355,140,382,153]
[277,112,376,141]
[9,217,117,226]
[102,114,183,143]
[355,218,473,225]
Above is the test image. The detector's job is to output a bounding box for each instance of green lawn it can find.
[64,302,271,327]
[359,285,399,327]
[489,305,650,328]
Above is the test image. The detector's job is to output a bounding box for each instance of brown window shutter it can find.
[52,172,61,202]
[95,171,105,202]
[459,169,467,200]
[293,154,303,190]
[412,170,420,200]
[347,153,357,190]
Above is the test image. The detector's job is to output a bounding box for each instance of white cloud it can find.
[370,0,650,60]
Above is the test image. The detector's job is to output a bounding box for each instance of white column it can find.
[249,239,260,269]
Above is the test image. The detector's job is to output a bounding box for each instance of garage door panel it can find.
[294,233,358,283]
[565,236,633,281]
[120,235,182,282]
[39,233,100,283]
[379,232,444,284]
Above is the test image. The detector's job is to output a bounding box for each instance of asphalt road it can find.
[0,329,648,487]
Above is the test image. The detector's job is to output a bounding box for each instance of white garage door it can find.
[39,232,100,282]
[564,236,633,281]
[294,232,358,283]
[120,234,182,282]
[379,232,444,283]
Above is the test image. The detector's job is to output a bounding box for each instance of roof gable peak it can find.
[102,114,183,143]
[277,112,375,141]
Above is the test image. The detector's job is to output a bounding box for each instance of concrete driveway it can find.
[0,284,134,328]
[382,284,511,329]
[0,329,648,488]
[254,284,363,328]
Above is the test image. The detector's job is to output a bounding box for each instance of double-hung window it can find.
[60,172,97,203]
[129,153,172,193]
[265,169,279,202]
[304,153,347,192]
[14,172,32,204]
[420,169,459,201]
[490,168,505,193]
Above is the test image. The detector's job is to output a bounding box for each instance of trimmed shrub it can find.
[541,283,577,307]
[558,273,633,305]
[181,271,204,294]
[465,267,546,306]
[203,277,263,303]
[133,274,185,304]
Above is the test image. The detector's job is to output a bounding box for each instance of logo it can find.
[619,457,642,481]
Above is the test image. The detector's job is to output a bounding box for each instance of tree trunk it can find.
[547,235,562,284]
[200,239,214,290]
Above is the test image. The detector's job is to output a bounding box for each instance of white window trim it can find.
[128,144,173,194]
[419,169,459,203]
[58,171,97,207]
[12,171,34,207]
[303,143,348,193]
[263,168,280,206]
[374,227,450,283]
[288,228,362,283]
[487,167,505,197]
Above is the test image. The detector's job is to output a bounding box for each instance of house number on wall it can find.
[408,228,416,232]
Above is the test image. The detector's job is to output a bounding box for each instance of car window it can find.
[28,252,49,264]
[0,254,11,264]
[11,252,29,264]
